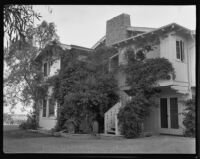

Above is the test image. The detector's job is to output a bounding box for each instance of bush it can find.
[19,114,38,130]
[118,102,143,138]
[182,98,195,137]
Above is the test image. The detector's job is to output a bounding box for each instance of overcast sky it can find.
[33,5,196,48]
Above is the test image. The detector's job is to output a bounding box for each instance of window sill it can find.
[175,59,187,64]
[41,117,56,120]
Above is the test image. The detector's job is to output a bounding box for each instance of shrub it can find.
[19,114,38,130]
[182,98,195,137]
[118,101,143,138]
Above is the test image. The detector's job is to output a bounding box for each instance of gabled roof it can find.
[111,23,195,46]
[34,42,93,61]
[91,23,195,49]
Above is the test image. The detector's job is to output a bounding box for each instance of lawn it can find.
[3,125,195,153]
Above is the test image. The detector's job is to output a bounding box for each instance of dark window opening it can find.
[49,99,55,116]
[42,99,47,117]
[176,40,184,62]
[44,63,48,77]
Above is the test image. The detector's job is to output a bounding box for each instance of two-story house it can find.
[35,42,92,130]
[97,14,196,136]
[35,13,195,136]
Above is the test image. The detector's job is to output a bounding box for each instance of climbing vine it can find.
[41,46,119,133]
[118,46,175,138]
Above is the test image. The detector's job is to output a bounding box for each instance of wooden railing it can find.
[104,102,122,135]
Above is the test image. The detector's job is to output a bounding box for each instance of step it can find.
[107,130,115,134]
[100,133,124,139]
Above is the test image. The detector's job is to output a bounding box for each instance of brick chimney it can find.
[106,13,131,46]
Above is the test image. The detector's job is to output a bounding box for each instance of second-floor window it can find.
[43,62,48,77]
[43,61,51,77]
[176,40,184,62]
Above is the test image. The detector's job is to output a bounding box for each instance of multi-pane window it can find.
[176,40,184,62]
[42,99,47,117]
[48,98,55,117]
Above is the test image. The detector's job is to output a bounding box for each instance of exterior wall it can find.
[160,33,189,84]
[146,44,160,59]
[50,58,60,76]
[188,39,195,87]
[144,87,190,135]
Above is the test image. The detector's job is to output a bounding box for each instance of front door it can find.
[159,97,182,135]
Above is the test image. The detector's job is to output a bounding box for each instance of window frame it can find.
[43,62,48,77]
[42,99,47,117]
[48,98,55,117]
[176,40,184,62]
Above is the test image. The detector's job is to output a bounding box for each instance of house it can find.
[100,14,196,136]
[35,13,195,136]
[34,42,92,130]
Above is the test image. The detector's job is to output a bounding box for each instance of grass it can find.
[3,125,195,153]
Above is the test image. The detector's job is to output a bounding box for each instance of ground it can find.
[3,125,195,153]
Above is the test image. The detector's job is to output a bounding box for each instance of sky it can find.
[4,5,196,115]
[33,5,196,48]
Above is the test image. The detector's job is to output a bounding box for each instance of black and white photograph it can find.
[3,5,197,154]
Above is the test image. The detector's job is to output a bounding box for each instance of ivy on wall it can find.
[118,46,176,138]
[38,46,119,133]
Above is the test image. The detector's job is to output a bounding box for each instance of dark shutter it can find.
[170,98,179,129]
[160,98,168,128]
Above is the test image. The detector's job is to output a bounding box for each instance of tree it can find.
[35,20,59,49]
[4,21,59,127]
[53,46,119,133]
[4,5,41,43]
[118,47,175,138]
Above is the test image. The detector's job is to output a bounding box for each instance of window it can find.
[176,40,184,62]
[48,98,55,117]
[43,63,48,77]
[43,61,52,77]
[42,99,47,117]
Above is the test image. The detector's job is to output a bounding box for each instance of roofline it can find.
[71,45,93,52]
[91,36,106,49]
[111,23,194,46]
[34,42,93,61]
[127,26,157,32]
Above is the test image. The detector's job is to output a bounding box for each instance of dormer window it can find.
[176,40,184,62]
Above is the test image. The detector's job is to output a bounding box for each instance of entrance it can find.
[159,97,182,135]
